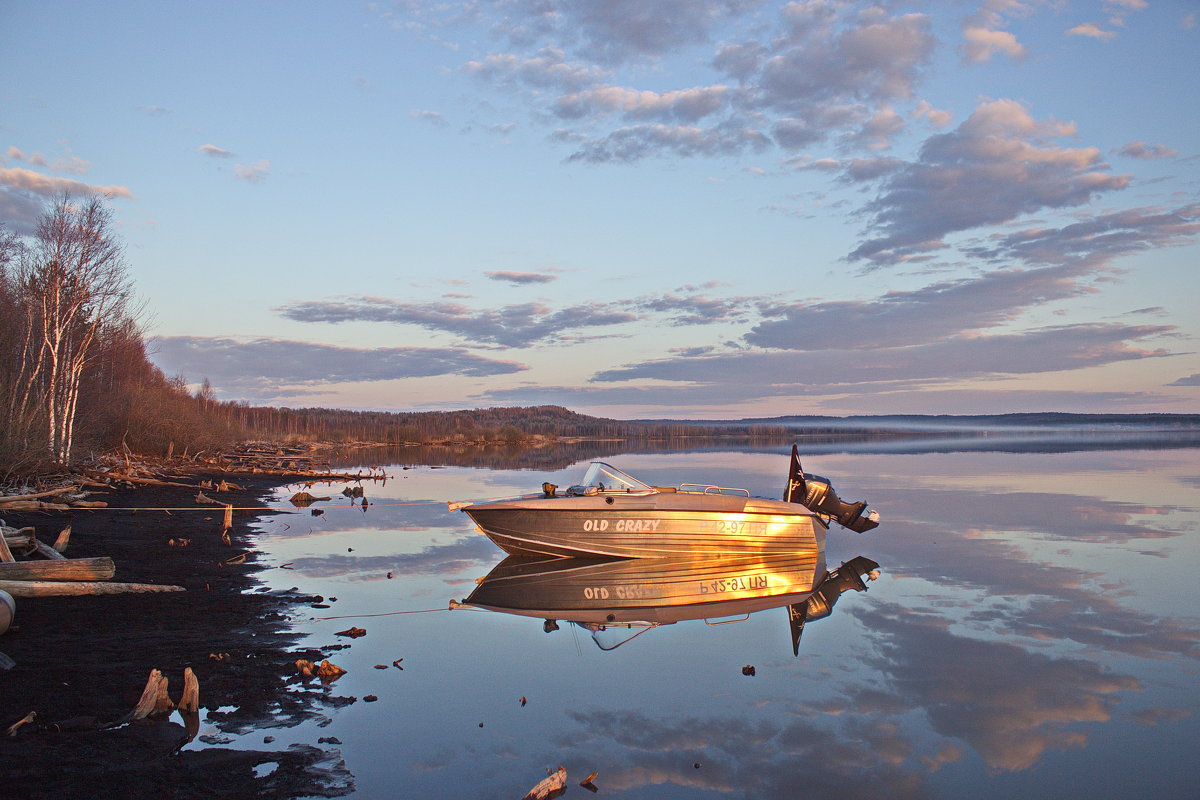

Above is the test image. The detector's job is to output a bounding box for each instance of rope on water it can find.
[43,497,511,514]
[310,606,462,621]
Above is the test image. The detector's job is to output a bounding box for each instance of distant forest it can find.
[3,194,1196,480]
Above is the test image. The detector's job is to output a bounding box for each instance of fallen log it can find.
[2,528,36,557]
[0,579,184,598]
[0,500,70,512]
[32,539,65,560]
[0,486,81,504]
[0,532,13,563]
[0,556,115,582]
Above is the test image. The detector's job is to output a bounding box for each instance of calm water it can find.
[219,445,1199,798]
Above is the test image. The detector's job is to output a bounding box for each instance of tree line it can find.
[0,194,789,480]
[0,195,239,479]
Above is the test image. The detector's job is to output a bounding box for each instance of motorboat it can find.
[454,445,879,559]
[457,553,881,653]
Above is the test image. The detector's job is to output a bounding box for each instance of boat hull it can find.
[464,552,828,624]
[464,495,825,559]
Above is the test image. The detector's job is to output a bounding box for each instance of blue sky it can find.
[3,0,1198,418]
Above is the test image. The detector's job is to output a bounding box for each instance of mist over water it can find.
[228,439,1198,798]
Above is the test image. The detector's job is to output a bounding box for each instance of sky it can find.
[2,0,1198,420]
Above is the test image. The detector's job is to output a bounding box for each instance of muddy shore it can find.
[0,471,355,799]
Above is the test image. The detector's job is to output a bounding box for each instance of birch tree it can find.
[12,195,135,464]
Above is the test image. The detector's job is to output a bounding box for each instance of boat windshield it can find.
[577,462,654,494]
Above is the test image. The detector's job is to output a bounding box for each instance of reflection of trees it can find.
[323,439,750,470]
[323,431,1200,472]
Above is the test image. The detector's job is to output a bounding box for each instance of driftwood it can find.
[0,556,115,582]
[178,667,199,712]
[6,711,35,737]
[0,532,13,563]
[3,528,36,555]
[0,579,184,598]
[0,500,70,512]
[523,767,568,800]
[0,486,81,504]
[53,525,71,553]
[107,669,174,727]
[32,539,65,560]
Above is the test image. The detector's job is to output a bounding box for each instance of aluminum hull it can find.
[464,493,826,559]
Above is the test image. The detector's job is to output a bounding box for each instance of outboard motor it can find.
[788,556,880,655]
[783,444,880,533]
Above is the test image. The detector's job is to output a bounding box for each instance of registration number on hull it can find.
[699,575,770,594]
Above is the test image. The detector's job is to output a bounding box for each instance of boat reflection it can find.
[460,554,880,653]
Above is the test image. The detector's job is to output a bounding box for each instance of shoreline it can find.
[0,467,355,798]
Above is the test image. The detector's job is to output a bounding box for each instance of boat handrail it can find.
[678,483,751,497]
[704,614,751,626]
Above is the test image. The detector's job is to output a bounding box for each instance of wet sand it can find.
[0,471,353,799]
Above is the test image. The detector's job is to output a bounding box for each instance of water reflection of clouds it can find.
[874,486,1184,544]
[859,487,1200,660]
[279,535,498,580]
[561,709,933,799]
[859,603,1138,772]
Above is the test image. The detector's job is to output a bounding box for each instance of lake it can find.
[211,441,1199,798]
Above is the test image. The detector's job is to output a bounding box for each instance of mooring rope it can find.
[25,496,515,514]
[309,607,459,621]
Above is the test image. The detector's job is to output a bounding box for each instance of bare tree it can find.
[9,194,136,463]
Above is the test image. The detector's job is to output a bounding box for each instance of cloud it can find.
[410,109,449,127]
[759,10,935,107]
[1115,141,1179,160]
[554,84,732,123]
[1067,22,1116,40]
[0,166,132,199]
[5,147,91,174]
[958,0,1036,63]
[967,203,1200,269]
[567,0,731,63]
[960,25,1027,62]
[632,291,753,325]
[276,296,638,347]
[199,144,234,158]
[746,263,1102,351]
[846,99,1131,265]
[842,107,905,152]
[591,323,1173,389]
[564,121,770,163]
[463,47,607,93]
[911,100,952,128]
[483,270,557,285]
[233,160,270,183]
[1169,373,1200,387]
[0,166,134,230]
[148,336,527,396]
[464,4,938,163]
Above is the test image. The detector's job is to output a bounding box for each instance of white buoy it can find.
[0,589,14,635]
